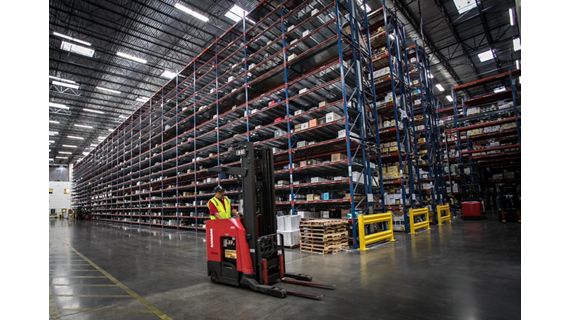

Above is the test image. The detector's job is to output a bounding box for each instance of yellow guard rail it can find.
[409,207,430,234]
[358,212,395,251]
[436,204,452,225]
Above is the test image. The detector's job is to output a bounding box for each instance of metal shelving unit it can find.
[445,69,521,212]
[73,0,387,247]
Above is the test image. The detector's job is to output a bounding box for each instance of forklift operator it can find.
[208,186,239,220]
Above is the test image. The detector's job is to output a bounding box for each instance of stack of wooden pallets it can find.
[300,219,349,254]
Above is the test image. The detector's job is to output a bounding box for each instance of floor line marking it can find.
[70,246,172,320]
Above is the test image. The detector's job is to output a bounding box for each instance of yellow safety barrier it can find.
[358,212,395,251]
[436,204,452,225]
[409,207,430,234]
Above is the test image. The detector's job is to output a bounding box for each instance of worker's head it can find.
[213,185,225,199]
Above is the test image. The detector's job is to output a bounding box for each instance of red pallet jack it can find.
[206,143,335,300]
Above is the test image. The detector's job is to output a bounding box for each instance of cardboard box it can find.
[311,177,327,183]
[299,160,307,167]
[306,194,315,201]
[297,140,307,147]
[331,153,347,162]
[299,88,308,94]
[325,112,341,123]
[319,101,326,107]
[309,119,318,127]
[321,193,330,200]
[294,109,303,116]
[277,229,300,247]
[338,130,360,139]
[300,122,309,130]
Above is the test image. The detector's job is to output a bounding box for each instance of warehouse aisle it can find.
[49,219,520,320]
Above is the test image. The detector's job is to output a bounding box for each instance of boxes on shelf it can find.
[310,177,328,183]
[297,211,320,219]
[300,122,309,130]
[338,130,360,139]
[319,101,327,107]
[309,119,318,127]
[294,109,303,116]
[325,112,341,123]
[331,153,347,162]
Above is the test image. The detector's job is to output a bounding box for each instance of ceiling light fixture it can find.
[60,40,94,57]
[53,31,92,46]
[98,136,106,140]
[56,156,69,159]
[74,124,94,129]
[224,4,249,22]
[516,60,520,70]
[49,131,58,136]
[453,0,477,14]
[136,97,150,103]
[161,70,177,79]
[49,120,60,124]
[49,102,70,110]
[174,2,209,22]
[52,80,79,90]
[49,140,55,143]
[90,143,98,147]
[477,49,494,62]
[119,115,128,119]
[116,51,147,64]
[96,86,121,94]
[62,144,77,148]
[509,8,515,26]
[446,95,453,102]
[435,84,445,92]
[49,158,54,161]
[59,151,72,155]
[83,108,105,114]
[513,37,521,52]
[108,129,113,132]
[67,135,84,140]
[49,75,76,84]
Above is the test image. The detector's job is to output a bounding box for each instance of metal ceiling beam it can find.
[475,0,502,72]
[431,0,482,81]
[393,0,463,84]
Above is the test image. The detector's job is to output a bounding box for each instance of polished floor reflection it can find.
[49,219,520,320]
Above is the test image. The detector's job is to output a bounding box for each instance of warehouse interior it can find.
[4,0,567,318]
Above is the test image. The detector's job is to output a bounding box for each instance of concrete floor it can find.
[49,219,520,320]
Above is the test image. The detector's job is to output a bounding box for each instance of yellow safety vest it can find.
[209,196,232,220]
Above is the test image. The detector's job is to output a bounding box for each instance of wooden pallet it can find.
[300,243,349,255]
[299,219,349,254]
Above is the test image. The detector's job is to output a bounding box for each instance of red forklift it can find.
[206,142,335,300]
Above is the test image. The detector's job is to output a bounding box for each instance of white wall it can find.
[49,181,71,211]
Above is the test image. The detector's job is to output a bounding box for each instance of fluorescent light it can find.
[357,0,371,13]
[62,144,77,148]
[59,151,72,154]
[82,152,89,156]
[49,158,54,161]
[516,60,520,70]
[136,97,150,102]
[446,95,453,102]
[74,124,93,129]
[161,70,177,79]
[175,3,209,22]
[49,75,76,84]
[83,108,105,114]
[224,4,248,22]
[116,51,147,64]
[98,136,106,140]
[108,129,113,132]
[49,102,69,110]
[96,86,121,94]
[53,32,92,46]
[49,120,60,124]
[119,115,127,119]
[453,0,477,14]
[52,80,79,90]
[428,72,434,79]
[60,40,94,57]
[49,140,55,143]
[67,135,84,140]
[513,37,521,52]
[49,131,58,136]
[477,49,494,62]
[435,84,445,92]
[509,8,515,26]
[56,156,68,159]
[494,86,507,93]
[90,143,98,147]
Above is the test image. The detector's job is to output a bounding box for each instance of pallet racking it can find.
[443,69,521,213]
[73,0,388,247]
